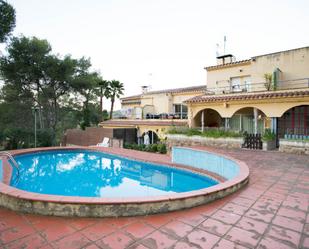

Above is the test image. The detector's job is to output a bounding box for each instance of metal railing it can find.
[0,151,20,185]
[207,78,309,95]
[282,128,309,140]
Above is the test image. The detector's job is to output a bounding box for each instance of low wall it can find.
[0,147,249,217]
[279,139,309,155]
[166,134,243,151]
[172,147,240,180]
[63,127,113,146]
[0,160,2,182]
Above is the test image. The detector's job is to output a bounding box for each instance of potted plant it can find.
[264,73,273,91]
[262,129,276,150]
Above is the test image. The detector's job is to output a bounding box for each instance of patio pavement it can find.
[0,147,308,249]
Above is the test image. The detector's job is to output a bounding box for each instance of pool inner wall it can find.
[0,147,249,217]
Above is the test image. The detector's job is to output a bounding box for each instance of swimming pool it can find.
[0,147,249,217]
[11,150,218,198]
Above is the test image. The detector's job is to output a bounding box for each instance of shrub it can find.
[167,127,242,138]
[262,129,276,141]
[124,143,167,154]
[157,143,167,154]
[149,144,158,152]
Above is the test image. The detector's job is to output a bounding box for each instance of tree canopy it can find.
[0,0,16,43]
[109,80,124,119]
[0,35,123,149]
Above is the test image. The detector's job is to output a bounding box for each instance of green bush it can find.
[149,144,158,152]
[167,127,242,138]
[157,143,167,154]
[262,129,276,141]
[124,143,167,154]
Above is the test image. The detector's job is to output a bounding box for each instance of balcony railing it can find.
[282,128,309,140]
[207,78,309,95]
[118,112,188,120]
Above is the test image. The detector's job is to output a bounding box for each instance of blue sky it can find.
[4,0,309,109]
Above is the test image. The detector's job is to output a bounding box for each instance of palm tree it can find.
[109,80,124,119]
[98,80,111,121]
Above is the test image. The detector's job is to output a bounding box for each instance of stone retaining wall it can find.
[166,134,243,151]
[279,139,309,155]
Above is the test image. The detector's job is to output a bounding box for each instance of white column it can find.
[254,108,258,134]
[225,118,230,130]
[180,104,183,119]
[239,114,242,131]
[201,110,205,132]
[271,117,277,134]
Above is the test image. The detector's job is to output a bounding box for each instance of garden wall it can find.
[279,139,309,155]
[166,134,243,152]
[62,127,113,146]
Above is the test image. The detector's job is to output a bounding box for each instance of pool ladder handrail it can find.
[0,151,20,185]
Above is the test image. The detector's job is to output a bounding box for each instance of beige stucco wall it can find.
[141,93,172,114]
[188,96,309,127]
[207,62,252,91]
[138,125,171,139]
[251,47,309,84]
[121,103,141,109]
[172,92,202,104]
[137,91,204,114]
[206,46,309,93]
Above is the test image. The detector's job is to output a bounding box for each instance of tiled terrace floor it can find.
[0,147,309,249]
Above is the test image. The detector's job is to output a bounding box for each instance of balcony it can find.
[209,78,309,95]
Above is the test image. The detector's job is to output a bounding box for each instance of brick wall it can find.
[63,127,113,146]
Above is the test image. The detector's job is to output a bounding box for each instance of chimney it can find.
[216,54,235,65]
[141,86,149,94]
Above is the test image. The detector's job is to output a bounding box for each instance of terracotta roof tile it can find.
[100,120,187,127]
[185,90,309,104]
[121,94,142,101]
[205,59,251,71]
[145,85,206,95]
[121,85,207,100]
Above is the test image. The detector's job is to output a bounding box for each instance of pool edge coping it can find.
[0,146,249,217]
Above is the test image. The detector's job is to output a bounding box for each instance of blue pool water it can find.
[10,150,218,198]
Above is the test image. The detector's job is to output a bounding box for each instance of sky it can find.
[3,0,309,110]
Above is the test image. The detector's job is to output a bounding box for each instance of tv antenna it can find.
[223,35,227,55]
[216,43,220,57]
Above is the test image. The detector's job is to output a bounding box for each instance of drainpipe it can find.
[254,108,258,134]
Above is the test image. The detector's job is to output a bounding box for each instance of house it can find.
[186,46,309,139]
[101,46,309,145]
[100,85,206,142]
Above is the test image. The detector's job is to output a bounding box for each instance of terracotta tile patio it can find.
[0,147,308,249]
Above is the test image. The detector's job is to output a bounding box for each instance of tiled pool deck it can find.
[0,146,308,249]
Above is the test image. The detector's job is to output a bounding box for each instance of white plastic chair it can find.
[97,137,110,147]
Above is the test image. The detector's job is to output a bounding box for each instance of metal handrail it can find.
[207,77,309,94]
[0,151,20,185]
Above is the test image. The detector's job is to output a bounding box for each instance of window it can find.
[244,77,251,92]
[173,104,188,119]
[231,77,241,92]
[230,76,251,92]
